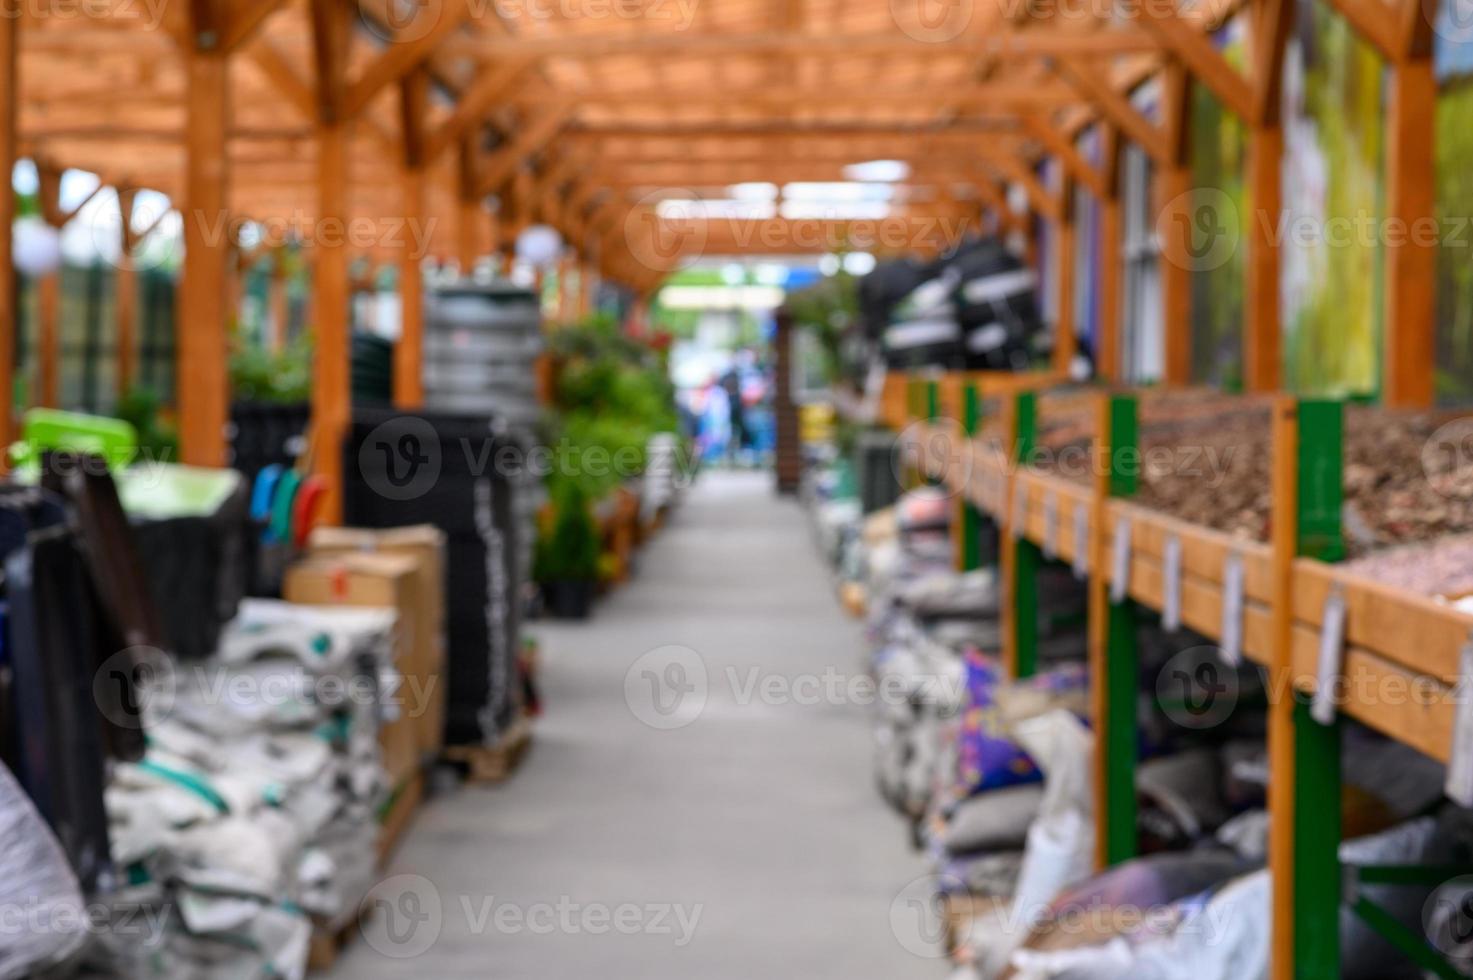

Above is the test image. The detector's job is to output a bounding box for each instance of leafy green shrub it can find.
[229,331,313,404]
[533,479,600,583]
[544,315,679,501]
[114,386,180,462]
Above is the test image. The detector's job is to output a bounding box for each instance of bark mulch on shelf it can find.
[1022,390,1473,593]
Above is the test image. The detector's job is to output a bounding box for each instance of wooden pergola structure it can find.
[0,0,1439,531]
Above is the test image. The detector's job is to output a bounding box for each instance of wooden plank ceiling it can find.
[15,0,1244,290]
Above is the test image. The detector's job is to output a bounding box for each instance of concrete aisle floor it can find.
[334,470,943,979]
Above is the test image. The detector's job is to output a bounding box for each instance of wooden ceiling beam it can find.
[475,105,572,197]
[342,0,473,120]
[505,81,1084,107]
[1021,115,1107,198]
[1052,56,1171,163]
[1318,0,1401,58]
[421,57,530,163]
[1136,0,1256,122]
[220,0,293,53]
[441,29,1162,59]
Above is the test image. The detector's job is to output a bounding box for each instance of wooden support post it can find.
[1092,394,1139,868]
[34,164,63,409]
[395,70,427,409]
[1245,127,1282,391]
[37,270,59,408]
[1382,57,1436,407]
[178,13,231,467]
[458,136,481,277]
[1097,129,1123,382]
[115,187,138,398]
[0,8,13,447]
[956,380,984,572]
[1053,177,1077,375]
[1268,398,1344,980]
[310,0,351,523]
[1246,0,1294,392]
[1160,62,1193,386]
[772,309,800,494]
[1005,391,1040,679]
[396,169,426,408]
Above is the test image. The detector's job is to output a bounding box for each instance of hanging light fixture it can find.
[13,217,62,277]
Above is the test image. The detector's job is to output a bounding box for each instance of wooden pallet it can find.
[307,907,368,973]
[443,716,533,784]
[941,893,1008,957]
[376,771,424,867]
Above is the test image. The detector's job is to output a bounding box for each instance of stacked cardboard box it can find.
[284,526,448,858]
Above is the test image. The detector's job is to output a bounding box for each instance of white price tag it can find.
[1162,534,1183,631]
[1043,492,1060,559]
[1311,586,1347,726]
[1446,640,1473,807]
[1220,553,1245,666]
[1109,515,1132,603]
[1010,486,1028,540]
[1072,504,1089,579]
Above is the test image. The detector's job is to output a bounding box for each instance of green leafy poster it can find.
[1280,0,1385,397]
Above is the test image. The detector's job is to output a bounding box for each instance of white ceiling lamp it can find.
[841,160,911,183]
[515,224,563,269]
[13,217,62,277]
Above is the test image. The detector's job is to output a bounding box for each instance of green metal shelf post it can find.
[1011,390,1040,679]
[1102,394,1139,867]
[1293,399,1344,980]
[960,380,984,571]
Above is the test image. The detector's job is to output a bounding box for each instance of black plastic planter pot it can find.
[541,579,596,619]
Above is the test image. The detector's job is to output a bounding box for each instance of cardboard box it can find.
[284,552,422,791]
[305,526,448,757]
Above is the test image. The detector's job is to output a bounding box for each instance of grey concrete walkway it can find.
[335,470,940,978]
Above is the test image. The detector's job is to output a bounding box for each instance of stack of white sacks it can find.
[83,599,399,979]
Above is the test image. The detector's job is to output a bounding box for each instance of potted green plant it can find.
[534,480,601,619]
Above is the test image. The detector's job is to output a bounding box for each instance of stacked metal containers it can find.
[424,280,545,588]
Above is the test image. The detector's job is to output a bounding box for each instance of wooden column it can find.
[1246,0,1294,393]
[310,0,351,522]
[35,165,62,408]
[177,14,231,467]
[396,168,426,408]
[1052,175,1077,374]
[395,70,428,408]
[457,136,481,276]
[1382,56,1436,407]
[1245,126,1282,391]
[1160,62,1193,385]
[1096,128,1123,382]
[115,187,138,398]
[0,7,13,447]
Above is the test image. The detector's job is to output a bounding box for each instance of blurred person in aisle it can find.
[697,374,731,463]
[721,367,746,466]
